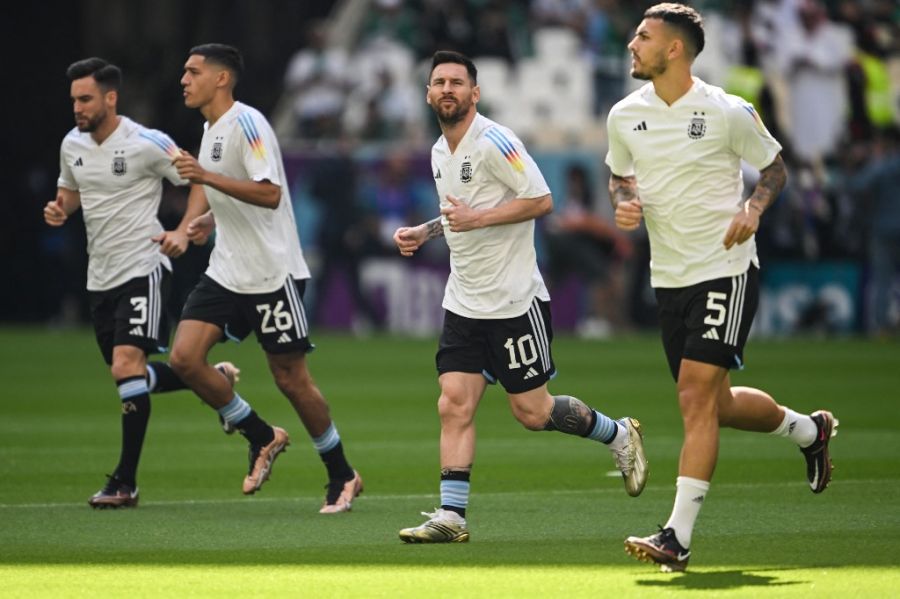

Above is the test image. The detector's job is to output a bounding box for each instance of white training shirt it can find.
[198,101,310,294]
[432,113,551,319]
[605,77,782,288]
[57,116,184,291]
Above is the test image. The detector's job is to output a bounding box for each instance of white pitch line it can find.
[0,478,892,510]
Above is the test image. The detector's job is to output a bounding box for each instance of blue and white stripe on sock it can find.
[118,378,149,400]
[217,393,251,426]
[312,423,341,454]
[586,410,619,444]
[145,365,158,392]
[440,479,470,512]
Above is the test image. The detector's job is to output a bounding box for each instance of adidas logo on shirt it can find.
[74,157,83,167]
[523,366,539,380]
[277,332,292,344]
[702,328,719,340]
[633,121,648,131]
[129,325,143,336]
[434,168,441,179]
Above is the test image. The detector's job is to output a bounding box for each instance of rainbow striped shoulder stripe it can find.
[484,127,525,173]
[741,103,767,133]
[237,112,266,159]
[139,130,180,159]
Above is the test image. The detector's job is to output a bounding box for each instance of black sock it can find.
[113,376,151,487]
[320,441,354,482]
[146,361,189,393]
[235,411,275,447]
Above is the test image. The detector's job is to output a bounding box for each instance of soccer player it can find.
[606,4,838,572]
[393,51,648,543]
[46,57,239,509]
[171,44,362,513]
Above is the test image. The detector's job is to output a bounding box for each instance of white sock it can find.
[606,420,629,452]
[771,408,817,447]
[664,476,709,548]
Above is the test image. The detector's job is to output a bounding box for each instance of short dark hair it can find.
[644,3,705,58]
[66,57,122,91]
[189,43,244,84]
[430,50,477,85]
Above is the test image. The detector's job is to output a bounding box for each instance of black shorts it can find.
[655,265,759,381]
[89,265,171,365]
[180,275,312,355]
[436,298,556,394]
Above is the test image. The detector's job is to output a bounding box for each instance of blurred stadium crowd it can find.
[6,0,900,337]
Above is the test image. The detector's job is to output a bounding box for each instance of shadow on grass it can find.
[636,568,804,590]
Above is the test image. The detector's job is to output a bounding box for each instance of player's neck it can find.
[202,94,236,126]
[90,114,121,146]
[441,110,477,154]
[651,69,694,106]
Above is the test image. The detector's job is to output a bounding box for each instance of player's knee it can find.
[438,391,476,425]
[169,347,200,380]
[677,386,718,423]
[512,408,546,431]
[110,349,145,380]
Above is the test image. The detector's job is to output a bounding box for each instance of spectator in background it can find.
[776,0,855,164]
[846,127,900,336]
[284,21,351,139]
[544,163,633,337]
[308,144,384,330]
[361,150,434,253]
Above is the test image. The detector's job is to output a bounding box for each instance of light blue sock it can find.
[440,479,470,513]
[217,393,251,426]
[312,423,340,454]
[586,410,621,444]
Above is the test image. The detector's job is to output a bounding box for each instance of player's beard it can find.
[432,96,471,126]
[75,108,107,132]
[631,50,668,81]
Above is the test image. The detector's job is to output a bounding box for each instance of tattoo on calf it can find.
[544,395,594,436]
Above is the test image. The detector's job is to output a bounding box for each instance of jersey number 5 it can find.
[704,291,728,326]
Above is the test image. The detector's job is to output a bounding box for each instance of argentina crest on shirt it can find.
[460,159,473,183]
[688,111,707,140]
[211,137,223,162]
[111,151,127,176]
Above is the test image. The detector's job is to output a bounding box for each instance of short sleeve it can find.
[726,101,782,171]
[140,129,187,186]
[604,108,635,177]
[57,141,78,190]
[237,112,281,187]
[482,127,549,199]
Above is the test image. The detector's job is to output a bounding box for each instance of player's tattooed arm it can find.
[747,154,787,215]
[724,154,787,249]
[609,174,643,231]
[423,216,445,240]
[609,174,638,209]
[393,216,444,257]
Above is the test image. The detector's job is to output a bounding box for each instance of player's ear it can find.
[425,85,432,105]
[668,38,683,61]
[472,84,480,104]
[104,89,118,109]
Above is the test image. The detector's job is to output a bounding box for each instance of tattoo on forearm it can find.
[544,395,594,436]
[424,216,444,240]
[748,155,787,214]
[609,175,638,209]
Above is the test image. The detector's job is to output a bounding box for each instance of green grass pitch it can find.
[1,327,898,597]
